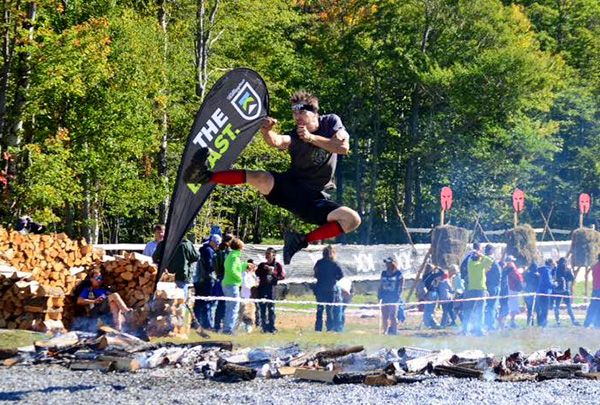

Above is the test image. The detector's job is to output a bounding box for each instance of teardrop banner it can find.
[155,69,269,288]
[579,193,591,214]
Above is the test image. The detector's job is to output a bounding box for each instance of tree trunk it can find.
[195,0,220,100]
[0,1,19,151]
[157,0,169,224]
[7,2,36,148]
[403,84,420,222]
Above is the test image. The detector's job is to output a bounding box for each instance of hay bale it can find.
[431,225,470,268]
[505,225,537,267]
[571,228,600,267]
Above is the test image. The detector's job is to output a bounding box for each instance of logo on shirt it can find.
[230,81,262,121]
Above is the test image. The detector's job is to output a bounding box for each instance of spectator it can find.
[222,237,256,334]
[212,234,233,332]
[497,259,510,329]
[449,264,465,324]
[238,259,258,333]
[506,257,524,328]
[143,224,165,258]
[536,258,555,327]
[313,245,344,332]
[377,257,404,335]
[523,262,540,326]
[422,265,443,329]
[463,251,493,335]
[194,234,222,330]
[76,270,131,331]
[438,270,456,327]
[256,248,285,333]
[336,277,353,332]
[153,237,200,300]
[484,245,501,331]
[16,215,45,235]
[584,254,600,328]
[460,243,481,290]
[553,257,579,326]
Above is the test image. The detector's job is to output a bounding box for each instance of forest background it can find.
[1,0,599,245]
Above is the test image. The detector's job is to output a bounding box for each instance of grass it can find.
[0,329,47,349]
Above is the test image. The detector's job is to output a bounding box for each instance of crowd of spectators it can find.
[73,223,600,336]
[402,243,600,335]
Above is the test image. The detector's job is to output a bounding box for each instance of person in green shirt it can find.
[222,237,256,334]
[462,252,493,335]
[153,238,200,299]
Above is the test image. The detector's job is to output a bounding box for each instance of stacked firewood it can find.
[0,271,75,331]
[146,283,191,338]
[0,227,102,331]
[91,252,159,310]
[0,228,101,294]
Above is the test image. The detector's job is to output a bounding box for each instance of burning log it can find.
[294,368,337,383]
[363,374,397,386]
[497,373,537,382]
[405,349,453,373]
[332,372,372,384]
[315,346,364,361]
[433,364,484,379]
[70,360,116,372]
[216,361,257,381]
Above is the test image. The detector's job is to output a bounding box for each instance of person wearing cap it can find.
[182,91,361,265]
[378,256,405,335]
[194,233,222,330]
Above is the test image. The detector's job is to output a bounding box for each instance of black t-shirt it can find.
[287,114,345,191]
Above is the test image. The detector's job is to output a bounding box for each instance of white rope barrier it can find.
[189,292,600,308]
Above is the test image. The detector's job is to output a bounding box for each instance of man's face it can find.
[386,262,397,272]
[265,251,275,262]
[293,109,319,131]
[154,228,165,242]
[91,274,103,288]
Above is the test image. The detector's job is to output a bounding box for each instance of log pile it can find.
[146,283,191,338]
[0,228,101,331]
[91,252,158,310]
[0,228,101,294]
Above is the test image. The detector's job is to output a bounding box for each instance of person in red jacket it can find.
[505,257,524,328]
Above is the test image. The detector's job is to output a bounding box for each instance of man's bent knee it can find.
[328,207,361,232]
[246,171,274,195]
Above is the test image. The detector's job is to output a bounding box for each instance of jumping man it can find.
[183,91,361,264]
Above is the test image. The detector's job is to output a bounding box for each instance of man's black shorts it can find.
[265,172,340,225]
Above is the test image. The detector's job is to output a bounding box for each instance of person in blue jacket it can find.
[536,258,556,327]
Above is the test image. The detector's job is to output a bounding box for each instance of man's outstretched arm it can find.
[298,127,350,155]
[261,117,291,150]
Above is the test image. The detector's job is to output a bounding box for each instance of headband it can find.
[292,103,316,113]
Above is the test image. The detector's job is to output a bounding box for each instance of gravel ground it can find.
[1,366,599,405]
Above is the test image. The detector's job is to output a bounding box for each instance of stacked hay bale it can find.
[431,225,470,268]
[571,228,600,267]
[505,225,537,267]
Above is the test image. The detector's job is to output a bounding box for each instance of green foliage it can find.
[1,0,599,245]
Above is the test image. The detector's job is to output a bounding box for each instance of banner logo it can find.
[231,81,262,121]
